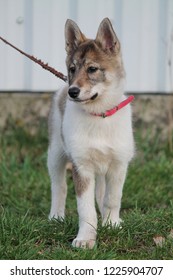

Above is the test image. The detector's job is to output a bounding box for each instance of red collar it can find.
[91,95,134,118]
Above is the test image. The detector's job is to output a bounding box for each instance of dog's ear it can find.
[65,19,86,54]
[95,18,120,53]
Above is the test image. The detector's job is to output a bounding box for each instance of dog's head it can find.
[65,18,125,107]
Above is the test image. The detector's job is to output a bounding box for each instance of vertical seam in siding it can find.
[157,0,168,91]
[24,0,33,90]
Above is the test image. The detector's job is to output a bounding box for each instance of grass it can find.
[0,118,173,260]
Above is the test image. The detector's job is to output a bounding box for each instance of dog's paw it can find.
[102,218,123,228]
[72,238,96,249]
[115,218,123,227]
[48,213,64,221]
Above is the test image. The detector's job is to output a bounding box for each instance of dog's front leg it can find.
[102,163,128,226]
[72,166,97,249]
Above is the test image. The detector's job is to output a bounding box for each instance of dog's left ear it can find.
[95,18,120,53]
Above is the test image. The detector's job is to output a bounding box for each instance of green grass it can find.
[0,118,173,259]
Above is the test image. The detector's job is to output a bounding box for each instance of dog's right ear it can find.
[65,19,86,54]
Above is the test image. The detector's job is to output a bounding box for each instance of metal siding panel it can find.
[166,0,173,92]
[0,0,172,92]
[114,0,123,41]
[24,0,33,90]
[31,0,69,90]
[68,0,78,21]
[0,0,25,90]
[121,0,142,91]
[157,0,168,91]
[138,0,160,92]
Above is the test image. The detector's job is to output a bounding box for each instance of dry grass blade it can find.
[153,236,165,247]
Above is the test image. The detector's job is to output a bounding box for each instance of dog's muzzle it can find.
[68,86,98,103]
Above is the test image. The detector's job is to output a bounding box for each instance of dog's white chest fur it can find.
[62,98,134,174]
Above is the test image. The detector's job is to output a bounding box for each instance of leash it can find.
[0,36,67,83]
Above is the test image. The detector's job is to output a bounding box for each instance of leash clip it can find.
[101,113,106,118]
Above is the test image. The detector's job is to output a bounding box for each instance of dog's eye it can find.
[69,66,76,74]
[87,66,98,74]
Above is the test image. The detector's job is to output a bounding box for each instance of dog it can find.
[47,18,135,249]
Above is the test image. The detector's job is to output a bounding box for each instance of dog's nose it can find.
[68,87,80,99]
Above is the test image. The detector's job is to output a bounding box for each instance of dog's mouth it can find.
[69,93,98,103]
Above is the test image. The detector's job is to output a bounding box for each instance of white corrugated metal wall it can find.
[0,0,173,92]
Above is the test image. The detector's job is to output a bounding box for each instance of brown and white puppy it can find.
[48,18,134,249]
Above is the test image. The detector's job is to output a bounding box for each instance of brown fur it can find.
[72,165,90,196]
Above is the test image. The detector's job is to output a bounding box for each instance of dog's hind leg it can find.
[48,143,68,220]
[95,175,106,216]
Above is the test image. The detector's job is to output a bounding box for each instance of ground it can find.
[0,98,173,259]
